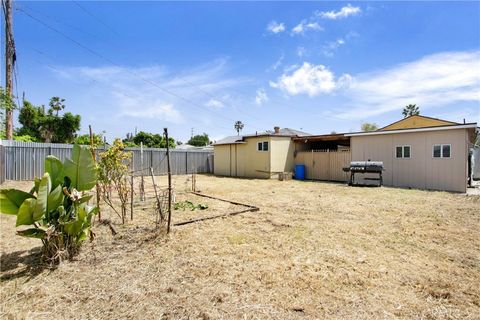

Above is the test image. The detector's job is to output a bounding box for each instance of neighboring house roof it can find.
[378,115,458,131]
[345,123,478,137]
[213,135,246,145]
[244,128,311,138]
[176,144,211,150]
[213,128,310,145]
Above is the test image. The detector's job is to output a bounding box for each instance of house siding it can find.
[351,128,468,192]
[213,136,293,178]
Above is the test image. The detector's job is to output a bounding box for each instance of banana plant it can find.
[0,145,98,261]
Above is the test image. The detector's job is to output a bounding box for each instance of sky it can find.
[2,1,480,143]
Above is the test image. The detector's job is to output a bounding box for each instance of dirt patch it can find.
[1,175,479,319]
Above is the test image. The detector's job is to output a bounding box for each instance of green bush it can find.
[0,144,98,263]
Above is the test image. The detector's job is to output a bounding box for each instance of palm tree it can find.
[49,97,65,116]
[234,121,244,136]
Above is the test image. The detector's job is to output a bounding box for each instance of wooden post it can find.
[140,142,145,201]
[130,173,134,220]
[150,167,162,227]
[89,125,101,221]
[164,128,172,234]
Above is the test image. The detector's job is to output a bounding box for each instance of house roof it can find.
[345,123,478,137]
[213,128,310,145]
[213,135,246,145]
[292,133,350,142]
[244,128,311,138]
[378,115,459,131]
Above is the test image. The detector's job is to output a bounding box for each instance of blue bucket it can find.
[295,164,305,180]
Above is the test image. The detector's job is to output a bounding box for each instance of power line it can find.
[72,1,119,36]
[18,7,257,133]
[26,46,235,133]
[15,2,110,44]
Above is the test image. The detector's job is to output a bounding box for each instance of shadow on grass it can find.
[0,247,53,281]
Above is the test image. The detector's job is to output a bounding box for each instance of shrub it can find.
[97,139,132,224]
[0,145,98,263]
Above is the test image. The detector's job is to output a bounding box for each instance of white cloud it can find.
[267,21,285,34]
[255,89,269,105]
[270,62,351,96]
[123,103,182,123]
[336,51,480,119]
[205,98,224,109]
[297,46,307,57]
[55,59,248,124]
[269,53,284,71]
[292,20,323,35]
[322,38,346,57]
[318,4,361,20]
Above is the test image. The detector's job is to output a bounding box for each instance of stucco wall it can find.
[351,129,468,192]
[213,136,293,178]
[270,137,295,173]
[213,144,233,176]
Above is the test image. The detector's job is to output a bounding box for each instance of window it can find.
[257,141,269,151]
[395,145,411,158]
[433,144,451,158]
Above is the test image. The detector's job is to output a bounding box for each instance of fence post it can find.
[164,128,172,234]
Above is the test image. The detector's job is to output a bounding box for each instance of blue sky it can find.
[4,1,480,142]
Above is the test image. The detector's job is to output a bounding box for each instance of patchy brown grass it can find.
[1,175,479,319]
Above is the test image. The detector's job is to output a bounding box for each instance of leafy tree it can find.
[13,134,37,142]
[16,98,80,143]
[188,133,210,146]
[402,104,420,118]
[234,120,244,136]
[127,131,176,148]
[75,133,104,146]
[16,101,43,138]
[361,122,378,132]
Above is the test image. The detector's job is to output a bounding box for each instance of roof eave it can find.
[345,123,478,137]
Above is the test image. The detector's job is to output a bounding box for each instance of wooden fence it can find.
[295,149,351,182]
[0,140,214,181]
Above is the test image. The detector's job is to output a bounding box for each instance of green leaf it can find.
[33,177,41,194]
[17,228,46,239]
[0,189,35,215]
[45,156,64,189]
[77,194,93,205]
[16,198,37,226]
[33,173,51,221]
[64,144,97,191]
[47,185,63,212]
[63,219,84,236]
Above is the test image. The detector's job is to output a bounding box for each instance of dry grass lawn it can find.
[1,175,479,319]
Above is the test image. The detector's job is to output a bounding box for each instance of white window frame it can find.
[257,141,269,152]
[432,144,451,159]
[395,145,411,159]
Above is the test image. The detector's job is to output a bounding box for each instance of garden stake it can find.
[164,128,172,234]
[130,173,134,220]
[150,167,162,228]
[89,125,102,221]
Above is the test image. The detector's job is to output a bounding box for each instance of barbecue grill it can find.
[343,160,384,187]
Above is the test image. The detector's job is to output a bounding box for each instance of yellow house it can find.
[214,116,478,192]
[213,127,309,178]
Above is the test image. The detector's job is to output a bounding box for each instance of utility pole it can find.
[3,0,15,140]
